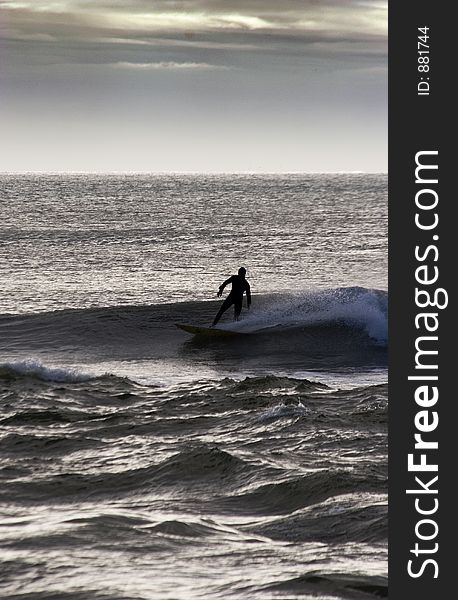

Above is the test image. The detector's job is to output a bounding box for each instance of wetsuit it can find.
[213,275,251,326]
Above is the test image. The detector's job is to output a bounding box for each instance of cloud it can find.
[0,1,387,171]
[112,60,227,70]
[1,1,387,42]
[0,0,387,74]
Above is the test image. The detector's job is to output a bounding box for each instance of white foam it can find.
[227,287,387,344]
[0,359,95,383]
[259,401,310,421]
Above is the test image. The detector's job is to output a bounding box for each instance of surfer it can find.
[212,267,251,326]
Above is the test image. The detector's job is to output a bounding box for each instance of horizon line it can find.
[0,170,388,175]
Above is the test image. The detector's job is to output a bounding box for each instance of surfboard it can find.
[175,323,245,337]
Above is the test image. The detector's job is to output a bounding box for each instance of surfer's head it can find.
[238,267,247,277]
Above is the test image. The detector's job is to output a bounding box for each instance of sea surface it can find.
[0,174,387,599]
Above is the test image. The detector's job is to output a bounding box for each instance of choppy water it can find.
[0,174,387,599]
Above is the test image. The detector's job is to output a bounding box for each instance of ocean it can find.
[0,174,387,599]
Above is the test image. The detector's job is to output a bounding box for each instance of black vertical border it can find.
[389,2,453,598]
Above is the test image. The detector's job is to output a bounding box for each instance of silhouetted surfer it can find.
[213,267,251,326]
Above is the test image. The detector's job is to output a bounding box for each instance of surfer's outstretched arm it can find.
[245,282,251,308]
[217,277,233,297]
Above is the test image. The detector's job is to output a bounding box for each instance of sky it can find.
[0,1,387,172]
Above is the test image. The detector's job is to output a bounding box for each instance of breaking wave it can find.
[0,359,96,383]
[228,286,387,343]
[0,288,387,376]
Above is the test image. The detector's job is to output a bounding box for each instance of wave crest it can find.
[0,359,95,383]
[230,287,387,343]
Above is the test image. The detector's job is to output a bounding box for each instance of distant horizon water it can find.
[0,170,386,175]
